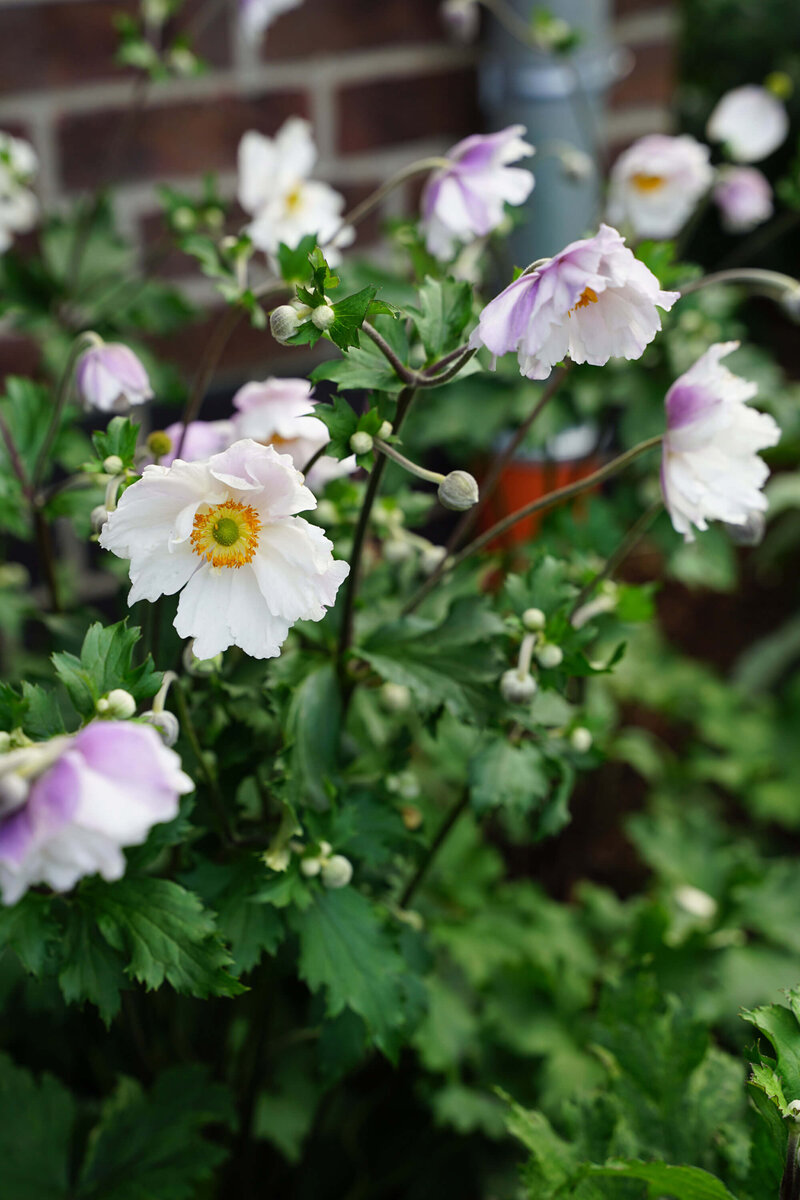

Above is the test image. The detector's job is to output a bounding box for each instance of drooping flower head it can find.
[661,341,781,542]
[469,223,679,380]
[231,377,355,491]
[607,134,713,239]
[707,85,789,162]
[238,118,354,265]
[76,342,153,412]
[99,439,350,659]
[159,419,235,467]
[0,131,38,253]
[238,0,303,41]
[421,126,535,259]
[713,166,773,233]
[0,722,193,905]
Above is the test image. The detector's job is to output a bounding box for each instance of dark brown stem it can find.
[33,509,61,612]
[362,321,418,385]
[336,387,417,669]
[404,435,663,614]
[399,791,470,909]
[0,408,31,497]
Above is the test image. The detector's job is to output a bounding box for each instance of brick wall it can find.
[0,0,678,385]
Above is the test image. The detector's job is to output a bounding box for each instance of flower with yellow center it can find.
[99,439,349,660]
[608,134,713,239]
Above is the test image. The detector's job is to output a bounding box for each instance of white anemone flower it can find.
[713,166,773,233]
[0,131,38,253]
[421,125,535,259]
[239,0,303,41]
[231,377,356,492]
[469,223,679,380]
[607,135,713,239]
[99,439,350,659]
[707,85,789,162]
[238,118,354,266]
[661,342,781,542]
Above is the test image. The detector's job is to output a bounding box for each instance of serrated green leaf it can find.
[469,736,550,814]
[181,857,285,974]
[0,1053,75,1200]
[52,621,160,719]
[585,1160,738,1199]
[290,887,408,1054]
[410,276,474,361]
[328,286,376,351]
[0,892,59,975]
[314,392,360,459]
[77,1067,234,1200]
[58,901,128,1025]
[92,417,140,469]
[277,234,318,282]
[284,663,341,810]
[83,877,245,998]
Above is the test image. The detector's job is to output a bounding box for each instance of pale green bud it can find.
[97,688,137,719]
[437,469,479,511]
[141,710,180,747]
[103,454,124,475]
[570,726,592,753]
[522,607,546,631]
[377,420,393,439]
[380,682,412,713]
[350,431,374,456]
[500,669,537,705]
[321,854,353,889]
[537,643,564,669]
[312,304,336,331]
[270,305,302,344]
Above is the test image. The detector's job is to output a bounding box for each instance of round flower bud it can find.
[203,207,225,231]
[140,709,180,747]
[377,420,393,439]
[522,607,546,631]
[537,643,564,669]
[318,840,333,858]
[300,856,322,878]
[765,71,793,100]
[90,505,110,534]
[270,305,302,344]
[380,681,412,713]
[350,431,374,456]
[438,469,479,511]
[674,884,717,920]
[147,430,173,460]
[500,669,537,705]
[314,499,338,527]
[169,46,197,75]
[103,455,124,475]
[171,205,196,232]
[570,726,593,754]
[401,804,423,831]
[321,854,353,889]
[0,563,28,589]
[311,304,336,331]
[97,689,137,719]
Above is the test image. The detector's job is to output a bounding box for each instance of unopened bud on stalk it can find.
[522,607,546,631]
[380,681,412,712]
[270,305,303,344]
[570,726,593,753]
[182,643,224,676]
[312,304,336,331]
[91,505,110,534]
[377,420,393,439]
[103,455,124,475]
[350,431,374,456]
[321,854,353,889]
[438,469,479,511]
[500,669,537,705]
[97,689,137,719]
[171,206,196,232]
[674,884,717,920]
[140,709,180,747]
[147,430,173,460]
[537,643,564,669]
[300,856,323,878]
[169,47,197,75]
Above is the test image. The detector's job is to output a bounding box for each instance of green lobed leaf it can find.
[92,417,140,470]
[52,621,161,720]
[585,1160,739,1199]
[0,1053,75,1200]
[82,876,245,999]
[58,901,129,1025]
[469,736,550,815]
[276,234,318,282]
[283,662,342,810]
[0,892,60,976]
[328,286,376,351]
[410,276,474,362]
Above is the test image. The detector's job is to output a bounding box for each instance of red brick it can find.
[610,41,674,109]
[613,0,667,13]
[58,90,309,190]
[0,0,229,96]
[337,68,479,156]
[262,0,449,59]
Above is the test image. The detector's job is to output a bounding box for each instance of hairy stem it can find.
[374,438,445,485]
[404,435,663,614]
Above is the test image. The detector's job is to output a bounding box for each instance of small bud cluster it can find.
[300,840,354,889]
[270,296,337,345]
[500,612,565,707]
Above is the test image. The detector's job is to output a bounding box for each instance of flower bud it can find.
[103,455,124,475]
[788,1099,800,1119]
[387,770,420,800]
[97,689,137,719]
[537,643,564,669]
[377,420,393,439]
[765,71,793,100]
[321,854,353,889]
[140,709,180,747]
[169,46,197,75]
[420,544,447,575]
[312,304,336,331]
[77,343,153,412]
[0,563,28,589]
[270,304,302,344]
[438,469,479,511]
[204,207,225,231]
[674,884,717,920]
[570,726,593,753]
[500,669,537,705]
[318,840,332,858]
[300,856,323,878]
[522,607,546,631]
[380,681,412,712]
[350,431,374,456]
[147,430,173,460]
[171,205,196,232]
[90,505,110,534]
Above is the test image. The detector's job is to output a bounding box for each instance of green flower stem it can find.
[325,156,452,248]
[679,267,800,303]
[373,438,445,485]
[337,387,417,672]
[399,790,470,910]
[404,435,663,614]
[362,324,476,389]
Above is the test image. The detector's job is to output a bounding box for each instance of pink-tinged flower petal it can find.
[661,342,781,542]
[76,343,153,412]
[713,166,773,233]
[159,419,235,467]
